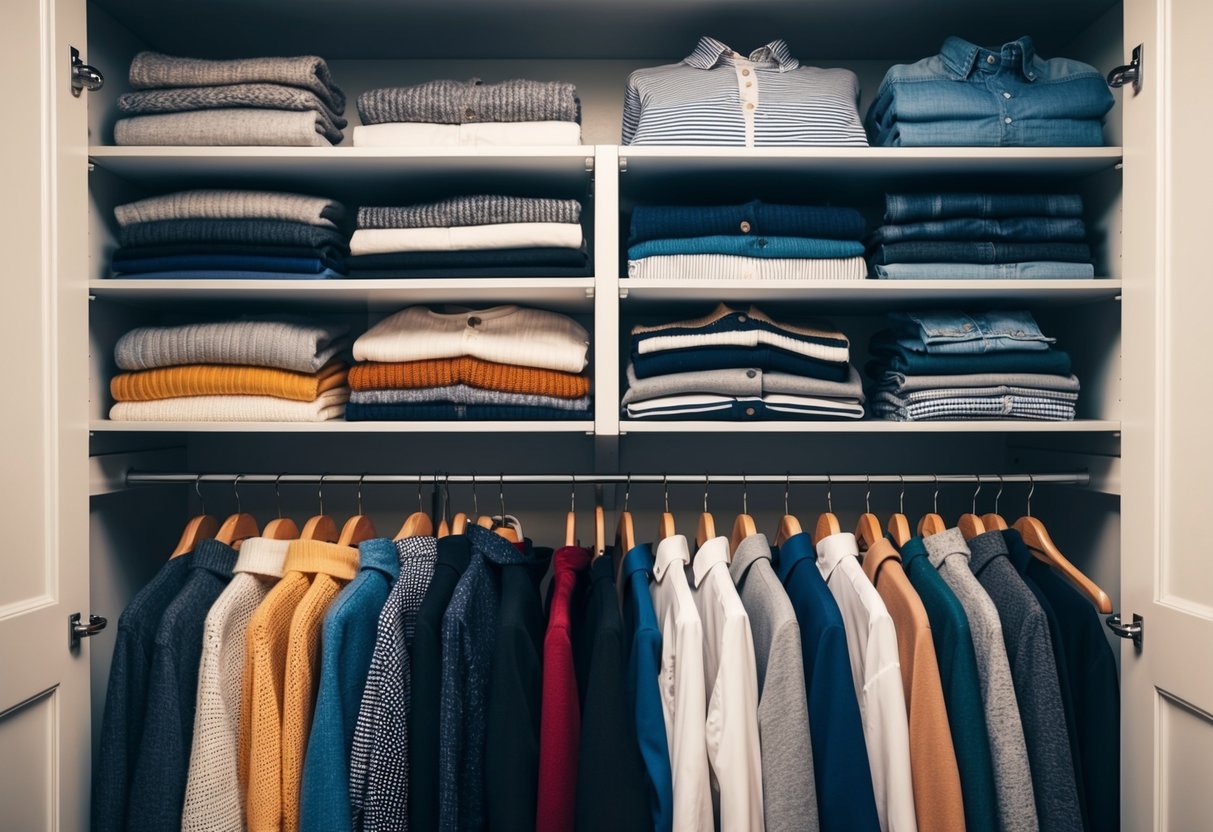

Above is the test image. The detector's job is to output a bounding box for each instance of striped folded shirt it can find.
[870,393,1076,421]
[625,392,864,420]
[628,255,867,281]
[633,304,849,363]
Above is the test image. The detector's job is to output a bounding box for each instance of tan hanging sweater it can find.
[241,539,359,832]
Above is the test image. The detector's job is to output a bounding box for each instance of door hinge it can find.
[1106,612,1143,648]
[1107,44,1143,94]
[70,46,104,97]
[69,612,108,648]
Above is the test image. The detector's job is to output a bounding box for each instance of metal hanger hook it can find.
[994,475,1004,516]
[471,474,479,518]
[499,473,506,519]
[623,473,631,513]
[703,474,710,514]
[195,475,207,515]
[357,474,366,516]
[933,474,940,514]
[971,476,982,515]
[233,474,243,515]
[569,478,576,514]
[318,473,328,516]
[418,478,426,514]
[784,472,792,516]
[741,472,748,516]
[864,474,871,515]
[1026,474,1035,518]
[663,473,670,513]
[826,473,833,514]
[898,473,905,515]
[274,473,285,519]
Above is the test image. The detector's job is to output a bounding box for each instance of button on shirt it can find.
[649,535,713,831]
[815,533,917,832]
[624,36,868,147]
[689,537,764,831]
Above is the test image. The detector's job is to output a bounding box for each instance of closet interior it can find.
[83,0,1127,812]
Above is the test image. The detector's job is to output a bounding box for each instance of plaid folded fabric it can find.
[871,393,1076,421]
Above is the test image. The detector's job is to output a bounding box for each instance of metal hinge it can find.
[69,612,108,648]
[69,46,104,97]
[1106,612,1143,648]
[1107,44,1143,94]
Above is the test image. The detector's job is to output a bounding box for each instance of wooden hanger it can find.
[853,476,883,553]
[396,480,434,540]
[262,476,299,540]
[886,476,912,548]
[336,479,377,547]
[215,476,259,549]
[918,475,946,538]
[812,475,841,547]
[958,478,988,540]
[981,475,1009,531]
[774,475,803,548]
[565,482,578,547]
[657,475,677,541]
[491,475,520,542]
[171,515,219,558]
[301,474,339,542]
[612,477,637,580]
[450,512,468,536]
[1013,477,1113,614]
[593,503,606,562]
[695,477,717,550]
[729,475,757,556]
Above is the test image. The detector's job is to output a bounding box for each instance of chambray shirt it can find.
[624,37,868,147]
[866,36,1114,146]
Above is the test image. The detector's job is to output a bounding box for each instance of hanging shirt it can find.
[648,534,713,830]
[899,536,999,832]
[690,536,764,831]
[182,537,289,832]
[300,538,403,832]
[409,534,471,831]
[861,538,965,832]
[728,534,819,832]
[923,529,1038,832]
[620,543,675,832]
[623,36,869,147]
[774,532,880,832]
[536,545,592,832]
[814,533,917,832]
[966,530,1083,832]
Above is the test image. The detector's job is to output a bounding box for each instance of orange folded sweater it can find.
[111,361,347,402]
[348,356,590,399]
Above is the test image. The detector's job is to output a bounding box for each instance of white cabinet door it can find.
[0,0,91,829]
[1122,0,1213,828]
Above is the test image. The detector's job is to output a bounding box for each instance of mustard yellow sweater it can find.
[111,361,347,402]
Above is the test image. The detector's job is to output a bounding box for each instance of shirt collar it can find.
[774,531,816,581]
[691,536,729,587]
[683,36,799,72]
[728,532,771,587]
[921,527,970,570]
[652,534,691,582]
[468,524,529,566]
[966,529,1010,577]
[861,536,901,585]
[899,535,930,571]
[357,538,402,580]
[940,35,1037,81]
[191,538,239,578]
[815,532,858,581]
[621,542,656,581]
[554,545,592,573]
[233,536,289,578]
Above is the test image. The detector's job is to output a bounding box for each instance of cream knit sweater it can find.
[352,305,589,372]
[181,538,289,832]
[109,388,349,422]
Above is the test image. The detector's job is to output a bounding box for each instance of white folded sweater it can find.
[349,223,583,255]
[352,305,589,372]
[109,388,349,422]
[352,121,581,147]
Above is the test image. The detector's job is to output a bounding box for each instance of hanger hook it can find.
[233,474,243,515]
[624,473,631,513]
[1026,474,1035,518]
[357,474,366,516]
[933,474,940,515]
[570,478,576,514]
[441,472,450,523]
[994,474,1004,516]
[471,474,479,518]
[898,473,905,515]
[703,473,710,514]
[972,476,982,515]
[195,475,207,515]
[499,473,506,519]
[663,473,670,513]
[274,473,285,519]
[742,472,748,516]
[318,473,327,516]
[784,472,792,516]
[826,473,833,514]
[864,474,871,515]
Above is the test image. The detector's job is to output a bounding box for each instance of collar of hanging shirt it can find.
[686,37,798,148]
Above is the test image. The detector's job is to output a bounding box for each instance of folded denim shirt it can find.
[865,346,1073,378]
[869,217,1087,245]
[887,310,1054,353]
[873,262,1096,280]
[865,36,1114,147]
[872,117,1105,148]
[885,193,1084,223]
[629,200,867,243]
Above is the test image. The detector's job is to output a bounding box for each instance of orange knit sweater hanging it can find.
[111,361,348,402]
[348,356,590,398]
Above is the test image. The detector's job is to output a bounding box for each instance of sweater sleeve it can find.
[91,625,152,832]
[127,640,188,832]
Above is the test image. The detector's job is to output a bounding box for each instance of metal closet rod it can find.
[124,471,1089,487]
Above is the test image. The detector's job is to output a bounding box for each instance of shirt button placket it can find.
[734,60,758,147]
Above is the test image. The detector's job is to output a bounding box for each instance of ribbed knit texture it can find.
[348,357,590,397]
[115,190,345,229]
[345,402,588,421]
[182,538,289,832]
[114,109,337,146]
[349,223,583,255]
[118,219,348,250]
[114,319,348,373]
[111,361,347,402]
[117,84,347,125]
[244,540,358,832]
[350,385,590,410]
[352,305,589,372]
[357,196,580,229]
[629,235,864,260]
[109,388,349,422]
[128,51,346,113]
[627,254,868,281]
[357,78,577,125]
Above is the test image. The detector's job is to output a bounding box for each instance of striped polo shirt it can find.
[623,37,869,147]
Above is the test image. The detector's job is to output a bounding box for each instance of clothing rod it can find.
[124,471,1089,487]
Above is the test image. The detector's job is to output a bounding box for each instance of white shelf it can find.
[618,279,1121,306]
[90,278,597,310]
[90,420,596,434]
[619,420,1122,434]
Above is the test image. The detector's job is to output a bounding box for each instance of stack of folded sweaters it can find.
[866,310,1080,421]
[109,319,350,421]
[109,190,350,280]
[346,305,591,421]
[347,196,587,277]
[353,78,581,147]
[622,303,864,420]
[114,52,346,146]
[868,193,1095,280]
[627,200,868,281]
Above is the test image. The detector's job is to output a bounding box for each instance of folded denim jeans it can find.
[628,201,867,243]
[871,117,1106,148]
[628,235,864,260]
[871,241,1091,265]
[869,216,1086,244]
[884,193,1084,223]
[866,346,1072,377]
[633,345,850,382]
[873,262,1095,280]
[625,393,864,420]
[885,310,1054,353]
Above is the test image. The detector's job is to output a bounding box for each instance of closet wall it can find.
[82,0,1128,780]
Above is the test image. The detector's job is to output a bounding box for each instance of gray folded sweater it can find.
[114,109,339,147]
[114,318,349,373]
[356,196,581,230]
[117,219,349,250]
[118,83,347,127]
[128,51,345,113]
[115,190,346,229]
[356,78,578,125]
[350,385,591,410]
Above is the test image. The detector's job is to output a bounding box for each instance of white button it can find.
[1003,92,1012,99]
[737,314,748,323]
[986,55,996,65]
[1028,72,1035,79]
[740,221,752,233]
[1004,117,1013,124]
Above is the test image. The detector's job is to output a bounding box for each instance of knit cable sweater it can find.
[356,78,578,125]
[115,190,346,229]
[128,51,346,113]
[111,361,347,402]
[357,196,580,230]
[115,318,348,373]
[348,356,590,398]
[109,388,349,422]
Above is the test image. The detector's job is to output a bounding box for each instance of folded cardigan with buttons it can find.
[115,319,349,373]
[357,196,581,230]
[629,201,867,243]
[356,78,578,125]
[128,51,345,113]
[622,363,863,405]
[348,357,590,398]
[115,190,346,229]
[111,361,348,402]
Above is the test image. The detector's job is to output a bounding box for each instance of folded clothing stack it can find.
[114,52,346,146]
[109,318,350,421]
[109,190,350,279]
[347,195,587,277]
[347,305,591,420]
[354,78,581,147]
[866,310,1079,421]
[623,303,864,420]
[865,35,1114,147]
[627,200,868,281]
[868,193,1095,280]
